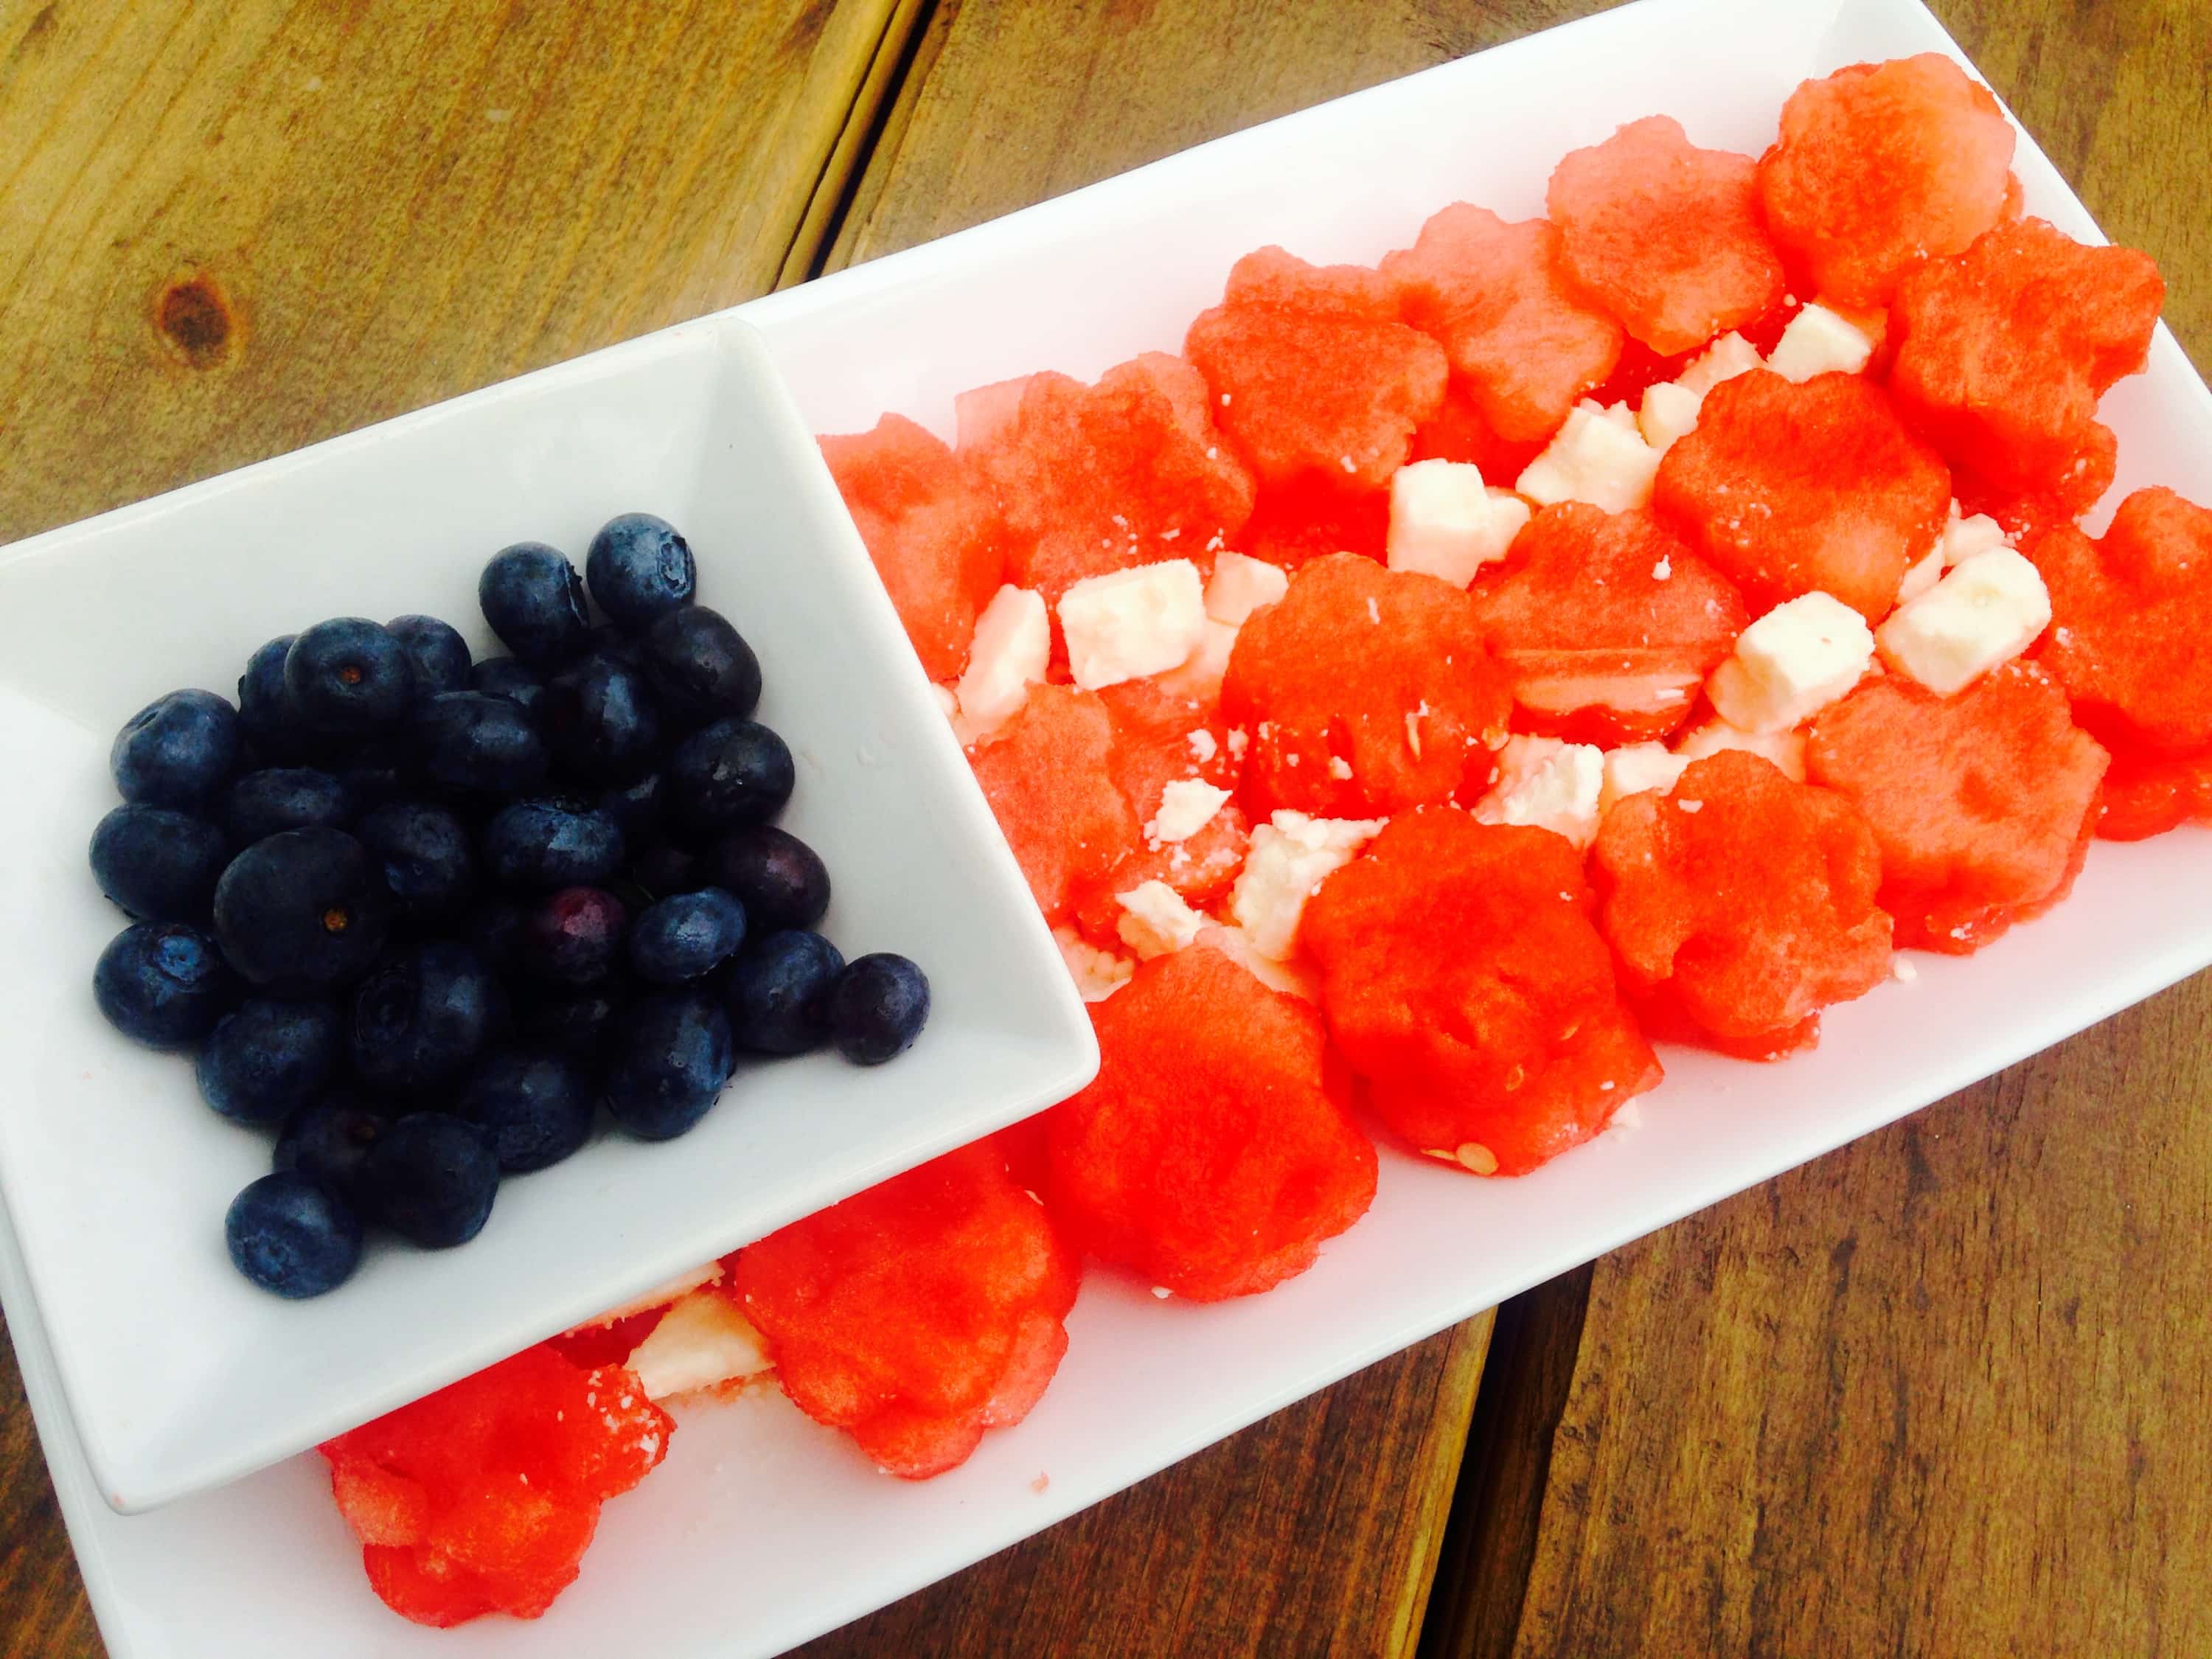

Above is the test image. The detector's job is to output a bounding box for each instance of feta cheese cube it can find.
[1115,880,1208,959]
[1515,403,1663,512]
[1599,742,1692,813]
[1705,591,1874,733]
[1186,728,1220,764]
[1876,548,2052,695]
[1674,717,1808,782]
[953,584,1049,739]
[1159,615,1239,701]
[625,1291,773,1401]
[1054,925,1135,1001]
[1896,544,1946,607]
[576,1262,725,1328]
[1764,303,1875,383]
[1638,380,1705,452]
[1676,330,1763,396]
[1058,559,1206,690]
[1472,734,1604,848]
[1150,777,1231,843]
[1195,923,1320,1001]
[1938,504,2011,566]
[1204,551,1290,625]
[1229,810,1385,961]
[1385,460,1531,586]
[931,683,960,724]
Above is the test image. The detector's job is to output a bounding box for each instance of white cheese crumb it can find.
[1385,459,1531,586]
[1149,778,1231,843]
[930,683,960,724]
[1705,591,1874,734]
[1187,728,1219,764]
[1229,811,1384,961]
[1877,549,2051,695]
[1058,560,1206,691]
[1599,742,1693,813]
[1896,544,1946,607]
[1611,1099,1646,1131]
[1637,380,1705,453]
[1893,957,1919,983]
[1054,926,1135,1001]
[1765,303,1875,382]
[1676,330,1762,396]
[1204,552,1289,625]
[625,1292,773,1401]
[1197,923,1321,1001]
[1673,717,1808,782]
[1366,596,1382,625]
[1114,880,1208,959]
[1472,734,1604,848]
[1327,755,1354,780]
[1938,504,2012,567]
[953,585,1049,740]
[1152,1286,1174,1299]
[1515,403,1662,512]
[574,1262,726,1329]
[1160,615,1239,701]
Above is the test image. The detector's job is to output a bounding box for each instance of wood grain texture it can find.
[0,1312,97,1659]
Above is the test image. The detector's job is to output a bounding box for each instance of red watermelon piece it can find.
[1410,383,1551,483]
[2095,743,2212,841]
[967,684,1144,921]
[1240,475,1394,568]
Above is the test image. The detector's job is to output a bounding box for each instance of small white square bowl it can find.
[0,313,1099,1514]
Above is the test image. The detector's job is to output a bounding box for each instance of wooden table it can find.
[1,3,2205,1654]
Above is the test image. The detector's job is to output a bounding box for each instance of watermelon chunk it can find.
[1240,476,1394,569]
[819,414,1005,681]
[1382,204,1624,442]
[1593,750,1893,1055]
[2096,744,2212,841]
[1471,503,1747,743]
[1759,55,2017,305]
[1652,367,1950,621]
[1807,662,2108,953]
[1410,383,1550,484]
[1222,552,1512,816]
[967,684,1144,921]
[1547,116,1787,356]
[1303,810,1660,1173]
[1045,945,1377,1298]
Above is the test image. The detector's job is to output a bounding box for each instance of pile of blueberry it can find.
[88,513,929,1300]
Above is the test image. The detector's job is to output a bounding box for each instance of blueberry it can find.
[721,929,843,1054]
[213,827,393,992]
[467,655,546,715]
[386,614,473,700]
[275,1088,394,1210]
[479,543,588,665]
[92,922,237,1047]
[195,998,342,1125]
[630,841,700,900]
[541,656,661,786]
[237,636,318,763]
[285,619,416,734]
[521,886,627,985]
[827,954,931,1065]
[597,771,663,844]
[603,991,732,1141]
[350,940,501,1093]
[586,512,695,631]
[628,888,747,984]
[703,825,830,932]
[460,896,531,978]
[355,801,478,925]
[512,983,626,1062]
[88,804,227,922]
[224,767,352,844]
[640,605,760,726]
[482,797,626,889]
[334,739,411,814]
[111,689,242,807]
[411,690,549,799]
[360,1113,498,1248]
[667,719,795,840]
[582,622,647,669]
[455,1049,595,1173]
[226,1172,363,1298]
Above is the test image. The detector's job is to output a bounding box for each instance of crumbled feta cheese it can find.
[1472,734,1604,848]
[625,1291,773,1401]
[930,683,960,724]
[1876,548,2051,695]
[1161,616,1239,700]
[1197,923,1321,1001]
[1229,811,1385,960]
[1637,380,1704,452]
[1150,778,1231,843]
[1705,591,1874,733]
[1327,755,1354,779]
[1115,880,1208,959]
[575,1262,726,1329]
[1187,728,1219,764]
[953,585,1049,737]
[1204,552,1290,625]
[1938,504,2011,566]
[1055,926,1135,1001]
[1676,330,1762,396]
[1765,303,1875,382]
[1057,560,1206,690]
[1385,459,1531,586]
[1599,742,1692,813]
[1896,544,1945,606]
[1892,957,1919,983]
[1515,403,1663,512]
[1674,717,1808,782]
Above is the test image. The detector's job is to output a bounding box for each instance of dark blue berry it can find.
[411,691,549,799]
[596,771,663,844]
[385,614,473,700]
[284,619,416,734]
[237,636,317,763]
[88,804,227,922]
[355,801,478,925]
[628,888,747,984]
[195,998,342,1125]
[541,656,661,785]
[631,841,700,899]
[667,718,795,840]
[360,1113,498,1248]
[603,991,732,1141]
[479,543,588,665]
[703,825,830,932]
[92,922,237,1047]
[226,1172,362,1298]
[640,605,760,726]
[349,940,501,1093]
[827,953,931,1065]
[467,655,546,715]
[520,886,627,985]
[212,827,393,992]
[586,512,695,630]
[224,767,352,844]
[721,929,843,1054]
[512,983,625,1062]
[274,1088,394,1210]
[111,689,242,807]
[582,623,647,669]
[334,739,411,814]
[459,897,530,978]
[482,797,625,889]
[455,1049,595,1173]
